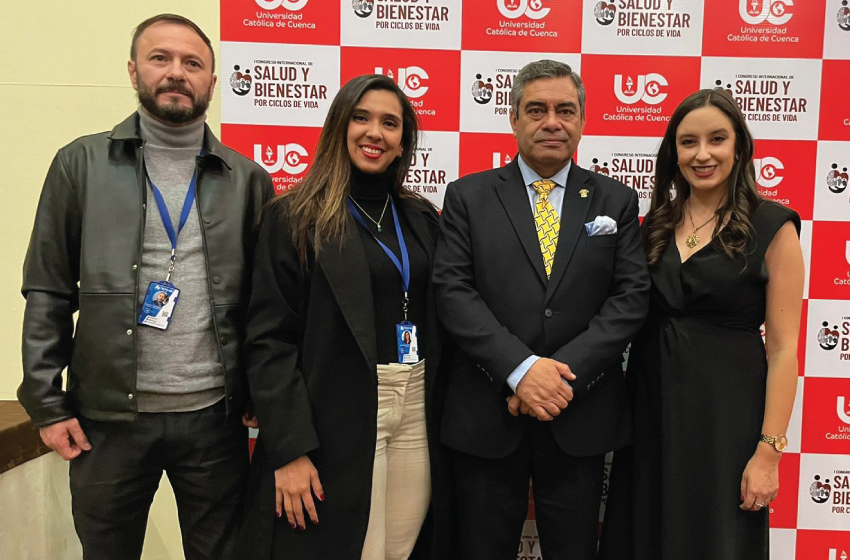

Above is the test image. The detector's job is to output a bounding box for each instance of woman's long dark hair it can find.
[278,74,421,263]
[644,88,762,266]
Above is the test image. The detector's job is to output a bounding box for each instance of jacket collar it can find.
[316,213,377,371]
[107,112,233,169]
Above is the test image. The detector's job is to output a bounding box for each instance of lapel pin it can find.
[579,189,589,198]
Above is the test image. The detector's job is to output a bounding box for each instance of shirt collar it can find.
[517,155,571,189]
[108,112,233,169]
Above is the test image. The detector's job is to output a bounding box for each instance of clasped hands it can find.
[506,358,576,421]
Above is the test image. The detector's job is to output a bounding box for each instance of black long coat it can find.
[242,194,456,560]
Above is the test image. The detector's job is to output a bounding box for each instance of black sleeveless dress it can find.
[599,200,801,560]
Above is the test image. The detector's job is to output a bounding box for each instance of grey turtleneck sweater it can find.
[136,109,224,412]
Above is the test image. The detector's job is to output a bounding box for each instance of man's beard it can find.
[137,80,210,125]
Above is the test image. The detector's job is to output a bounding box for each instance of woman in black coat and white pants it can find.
[242,74,455,560]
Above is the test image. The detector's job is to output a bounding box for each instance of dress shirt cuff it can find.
[507,355,540,392]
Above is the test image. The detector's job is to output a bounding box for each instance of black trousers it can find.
[451,420,606,560]
[69,399,249,560]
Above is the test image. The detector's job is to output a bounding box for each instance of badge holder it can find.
[397,294,419,364]
[137,154,200,331]
[139,280,180,330]
[348,198,420,364]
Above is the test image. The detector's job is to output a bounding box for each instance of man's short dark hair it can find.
[131,14,216,70]
[510,59,586,119]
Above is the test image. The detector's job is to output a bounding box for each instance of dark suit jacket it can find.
[242,194,455,560]
[433,160,650,460]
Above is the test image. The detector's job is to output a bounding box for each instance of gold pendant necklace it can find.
[349,194,390,232]
[686,207,717,249]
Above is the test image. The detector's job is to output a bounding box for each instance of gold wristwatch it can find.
[760,434,788,452]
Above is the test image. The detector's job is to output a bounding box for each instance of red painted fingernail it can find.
[319,493,325,502]
[299,526,306,531]
[290,522,296,529]
[276,511,281,518]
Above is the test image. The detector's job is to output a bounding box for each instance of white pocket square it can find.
[584,215,617,236]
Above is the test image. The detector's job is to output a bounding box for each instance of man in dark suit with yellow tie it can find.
[432,60,650,560]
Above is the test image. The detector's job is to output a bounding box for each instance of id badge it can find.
[138,281,180,330]
[397,321,419,364]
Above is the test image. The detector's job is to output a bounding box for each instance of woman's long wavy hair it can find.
[277,74,421,264]
[644,88,762,266]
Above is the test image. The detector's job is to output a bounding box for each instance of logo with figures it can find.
[808,470,850,512]
[820,321,842,351]
[593,1,616,25]
[492,152,512,168]
[754,157,784,188]
[828,550,848,560]
[740,0,794,25]
[614,74,668,105]
[811,474,833,504]
[376,66,429,98]
[498,0,551,20]
[254,144,309,175]
[352,0,374,18]
[816,314,850,357]
[230,65,253,96]
[472,74,494,105]
[256,0,308,9]
[590,158,611,176]
[838,0,850,30]
[828,163,849,194]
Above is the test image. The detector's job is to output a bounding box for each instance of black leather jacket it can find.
[19,113,275,426]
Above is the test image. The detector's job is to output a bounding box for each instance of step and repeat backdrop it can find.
[222,0,850,557]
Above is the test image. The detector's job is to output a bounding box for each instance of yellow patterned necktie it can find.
[532,180,560,278]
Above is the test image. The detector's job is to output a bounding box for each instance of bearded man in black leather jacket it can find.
[18,14,274,560]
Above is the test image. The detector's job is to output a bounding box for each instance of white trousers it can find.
[361,360,431,560]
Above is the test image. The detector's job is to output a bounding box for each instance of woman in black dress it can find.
[242,75,454,560]
[600,89,804,559]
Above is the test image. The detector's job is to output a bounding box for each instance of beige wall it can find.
[0,2,225,558]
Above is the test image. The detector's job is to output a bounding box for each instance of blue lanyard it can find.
[347,196,411,319]
[146,149,203,282]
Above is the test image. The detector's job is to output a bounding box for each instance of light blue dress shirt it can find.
[505,156,572,392]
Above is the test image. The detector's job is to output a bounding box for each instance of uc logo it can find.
[254,144,309,175]
[375,66,430,98]
[614,74,668,105]
[255,0,309,11]
[739,0,793,25]
[497,0,550,20]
